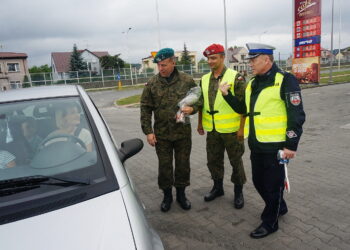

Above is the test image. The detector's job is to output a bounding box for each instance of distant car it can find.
[0,85,163,250]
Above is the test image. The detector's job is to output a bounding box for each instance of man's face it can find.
[157,58,175,77]
[249,55,271,75]
[207,54,225,71]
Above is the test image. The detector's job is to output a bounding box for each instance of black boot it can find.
[176,187,191,210]
[204,179,224,202]
[234,184,244,209]
[160,188,173,212]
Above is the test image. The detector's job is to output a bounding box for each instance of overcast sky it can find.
[1,0,349,67]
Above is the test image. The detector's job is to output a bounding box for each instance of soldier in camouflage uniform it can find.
[140,48,200,212]
[197,44,247,209]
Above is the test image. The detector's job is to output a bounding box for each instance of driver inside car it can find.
[46,103,93,152]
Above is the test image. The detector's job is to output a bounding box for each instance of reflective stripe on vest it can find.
[201,68,241,133]
[244,72,287,142]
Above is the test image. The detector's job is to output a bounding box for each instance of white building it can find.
[51,49,109,80]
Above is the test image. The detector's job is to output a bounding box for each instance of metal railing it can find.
[21,59,350,89]
[22,64,213,88]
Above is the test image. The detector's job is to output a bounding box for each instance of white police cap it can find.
[246,43,276,59]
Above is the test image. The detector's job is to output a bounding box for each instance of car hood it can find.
[0,190,135,250]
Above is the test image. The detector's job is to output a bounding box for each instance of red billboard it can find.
[295,0,321,21]
[293,0,321,83]
[292,57,320,84]
[294,44,321,58]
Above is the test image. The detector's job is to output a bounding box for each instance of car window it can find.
[0,97,104,182]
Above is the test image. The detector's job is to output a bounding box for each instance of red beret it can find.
[203,44,225,57]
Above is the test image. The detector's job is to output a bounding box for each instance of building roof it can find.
[51,49,109,73]
[0,52,28,59]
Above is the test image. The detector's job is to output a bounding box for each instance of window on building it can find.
[10,81,21,89]
[241,55,245,60]
[0,64,2,73]
[7,63,20,72]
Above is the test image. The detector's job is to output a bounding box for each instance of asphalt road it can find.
[89,84,350,249]
[88,88,143,108]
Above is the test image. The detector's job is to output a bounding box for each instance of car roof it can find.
[0,85,80,103]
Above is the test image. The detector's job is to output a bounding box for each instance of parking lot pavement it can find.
[97,83,350,249]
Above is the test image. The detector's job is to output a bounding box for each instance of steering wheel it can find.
[39,133,87,151]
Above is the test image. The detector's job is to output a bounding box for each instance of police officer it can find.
[140,48,199,212]
[219,43,306,238]
[197,44,247,209]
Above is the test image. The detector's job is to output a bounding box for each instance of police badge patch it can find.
[286,130,297,138]
[290,92,301,106]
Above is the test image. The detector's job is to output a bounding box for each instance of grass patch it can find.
[320,75,350,84]
[116,94,141,106]
[320,70,350,77]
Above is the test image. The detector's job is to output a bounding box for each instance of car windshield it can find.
[0,97,104,185]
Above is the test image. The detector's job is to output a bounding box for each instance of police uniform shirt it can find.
[223,63,306,153]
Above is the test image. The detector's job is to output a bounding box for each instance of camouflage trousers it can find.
[155,137,191,190]
[206,130,246,185]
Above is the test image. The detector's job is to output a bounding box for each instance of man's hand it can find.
[181,106,194,115]
[236,128,244,142]
[147,133,157,146]
[218,81,231,96]
[283,148,296,159]
[197,124,205,135]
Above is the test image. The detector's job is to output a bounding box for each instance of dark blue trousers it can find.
[250,152,287,231]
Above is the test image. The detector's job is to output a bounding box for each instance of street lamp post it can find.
[329,0,334,83]
[122,27,134,85]
[338,0,342,70]
[223,0,228,66]
[155,0,161,49]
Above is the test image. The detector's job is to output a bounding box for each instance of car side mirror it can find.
[118,138,144,163]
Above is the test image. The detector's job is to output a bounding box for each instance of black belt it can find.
[206,110,219,115]
[244,112,261,117]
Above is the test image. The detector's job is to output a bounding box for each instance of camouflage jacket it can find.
[140,68,200,141]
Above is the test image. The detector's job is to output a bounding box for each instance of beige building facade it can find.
[0,52,29,91]
[227,46,249,75]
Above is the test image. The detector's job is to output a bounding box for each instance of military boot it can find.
[176,187,191,210]
[204,179,224,202]
[160,188,173,212]
[233,184,244,209]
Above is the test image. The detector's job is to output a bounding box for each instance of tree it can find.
[177,43,192,71]
[178,43,192,66]
[198,58,207,64]
[70,44,87,71]
[29,64,52,73]
[99,54,125,71]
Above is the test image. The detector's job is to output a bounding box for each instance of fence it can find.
[23,64,213,88]
[22,60,350,88]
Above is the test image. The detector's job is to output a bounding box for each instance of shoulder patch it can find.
[286,130,298,138]
[290,92,301,106]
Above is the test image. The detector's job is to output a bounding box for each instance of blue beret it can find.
[153,48,175,63]
[246,43,275,59]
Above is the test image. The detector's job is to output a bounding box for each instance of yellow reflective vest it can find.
[201,68,241,133]
[244,72,287,142]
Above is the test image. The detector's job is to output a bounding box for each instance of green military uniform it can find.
[200,67,247,185]
[141,68,198,190]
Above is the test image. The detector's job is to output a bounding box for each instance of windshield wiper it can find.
[0,175,90,197]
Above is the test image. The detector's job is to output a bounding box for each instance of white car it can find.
[0,85,163,250]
